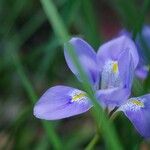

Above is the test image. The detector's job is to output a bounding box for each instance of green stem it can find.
[85,108,118,149]
[85,134,99,150]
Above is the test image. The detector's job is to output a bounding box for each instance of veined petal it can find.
[64,37,99,88]
[100,50,134,90]
[118,49,134,89]
[96,87,130,107]
[100,60,122,89]
[120,28,149,80]
[34,86,92,120]
[97,35,139,72]
[119,94,150,138]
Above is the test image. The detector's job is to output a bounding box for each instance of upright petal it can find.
[97,35,139,72]
[34,85,92,120]
[118,49,134,89]
[135,25,150,79]
[64,38,99,88]
[96,87,130,108]
[119,94,150,138]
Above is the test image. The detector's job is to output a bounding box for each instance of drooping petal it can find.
[97,35,139,72]
[64,37,99,88]
[34,85,92,120]
[96,87,130,108]
[119,94,150,138]
[118,49,134,89]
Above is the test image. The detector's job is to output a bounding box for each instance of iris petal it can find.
[118,49,134,89]
[135,65,149,80]
[97,35,139,72]
[120,28,149,80]
[34,86,92,120]
[97,87,130,107]
[119,94,150,138]
[64,37,99,88]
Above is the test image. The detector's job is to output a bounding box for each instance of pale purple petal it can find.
[135,65,149,80]
[96,87,130,107]
[97,35,139,72]
[120,27,150,80]
[135,25,150,79]
[119,29,132,38]
[119,94,150,138]
[138,25,150,49]
[34,85,92,120]
[118,49,134,89]
[64,37,99,88]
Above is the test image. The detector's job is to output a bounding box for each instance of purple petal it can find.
[119,94,150,138]
[119,29,132,38]
[120,27,149,80]
[135,25,150,79]
[139,25,150,49]
[34,85,92,120]
[64,37,99,88]
[118,49,134,89]
[96,87,130,108]
[97,35,139,72]
[135,65,149,80]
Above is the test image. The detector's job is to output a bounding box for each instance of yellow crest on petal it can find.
[131,99,144,107]
[112,62,118,74]
[72,93,86,102]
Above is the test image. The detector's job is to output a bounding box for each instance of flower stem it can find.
[109,107,118,118]
[85,107,119,149]
[85,134,99,150]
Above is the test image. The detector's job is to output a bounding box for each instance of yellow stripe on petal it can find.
[112,62,118,74]
[72,93,86,102]
[131,99,144,107]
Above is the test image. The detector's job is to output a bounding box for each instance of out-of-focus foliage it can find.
[0,0,150,149]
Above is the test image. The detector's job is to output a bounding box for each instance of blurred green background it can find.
[0,0,150,149]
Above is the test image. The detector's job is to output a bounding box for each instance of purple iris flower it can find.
[34,38,98,120]
[33,36,150,138]
[120,26,150,79]
[96,36,138,108]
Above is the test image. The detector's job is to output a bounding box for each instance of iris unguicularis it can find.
[33,35,150,138]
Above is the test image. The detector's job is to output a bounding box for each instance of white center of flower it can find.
[101,60,121,89]
[69,90,87,103]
